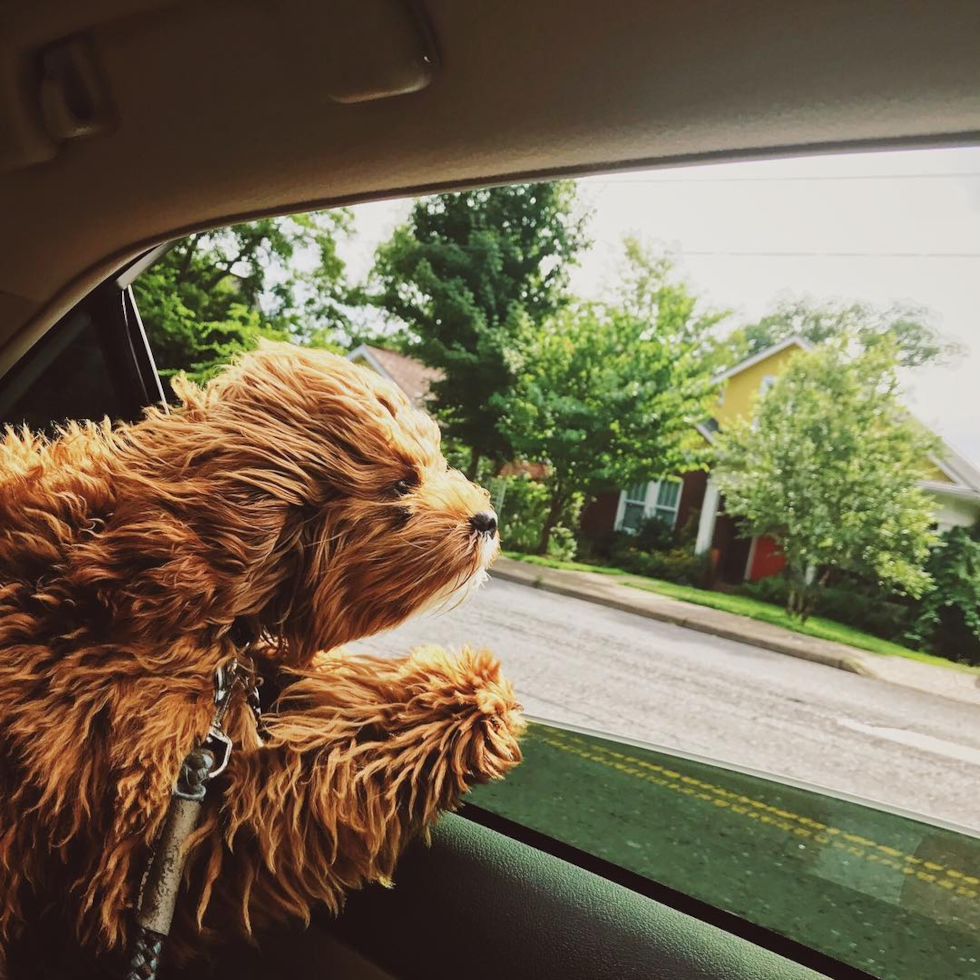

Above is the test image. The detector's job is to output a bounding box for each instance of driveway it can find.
[349,577,980,830]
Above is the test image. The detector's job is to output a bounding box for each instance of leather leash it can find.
[124,657,259,980]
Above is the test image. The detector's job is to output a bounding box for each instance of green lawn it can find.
[502,550,626,575]
[502,551,980,673]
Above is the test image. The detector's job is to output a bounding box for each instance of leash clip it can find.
[172,658,256,799]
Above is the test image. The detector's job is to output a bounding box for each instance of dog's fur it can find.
[0,345,521,972]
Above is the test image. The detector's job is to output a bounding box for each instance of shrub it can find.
[495,475,582,561]
[906,525,980,665]
[632,515,676,553]
[819,587,914,643]
[593,516,676,563]
[605,536,709,587]
[675,506,701,549]
[649,547,712,587]
[738,575,789,607]
[738,576,914,644]
[547,524,580,562]
[607,533,646,570]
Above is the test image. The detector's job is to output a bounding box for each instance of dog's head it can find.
[106,344,498,662]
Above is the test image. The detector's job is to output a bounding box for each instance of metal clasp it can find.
[201,727,233,780]
[172,658,257,799]
[204,658,243,781]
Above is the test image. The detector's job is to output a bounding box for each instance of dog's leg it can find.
[173,645,523,956]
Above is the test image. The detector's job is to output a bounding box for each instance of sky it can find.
[338,146,980,465]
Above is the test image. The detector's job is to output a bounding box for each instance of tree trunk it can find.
[537,490,565,555]
[465,446,481,482]
[798,593,815,623]
[785,567,806,619]
[798,568,830,623]
[786,565,828,622]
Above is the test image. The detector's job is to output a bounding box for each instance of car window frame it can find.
[0,260,166,428]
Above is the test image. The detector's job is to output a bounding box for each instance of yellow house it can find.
[582,336,980,584]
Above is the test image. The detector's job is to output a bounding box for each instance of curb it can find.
[491,564,872,677]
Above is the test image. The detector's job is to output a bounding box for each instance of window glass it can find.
[620,480,648,532]
[471,721,980,980]
[653,479,681,525]
[0,311,127,432]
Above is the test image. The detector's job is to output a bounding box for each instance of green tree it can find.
[715,297,962,371]
[498,249,720,554]
[134,211,353,389]
[714,339,938,619]
[614,237,730,360]
[371,182,589,478]
[907,524,980,664]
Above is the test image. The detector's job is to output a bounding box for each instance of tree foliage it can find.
[716,297,962,371]
[614,237,730,360]
[134,211,352,389]
[371,182,589,476]
[907,524,980,663]
[714,339,938,618]
[498,247,720,553]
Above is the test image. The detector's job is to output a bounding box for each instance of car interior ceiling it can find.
[1,0,979,370]
[2,2,979,978]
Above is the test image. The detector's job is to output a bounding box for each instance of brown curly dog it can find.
[0,345,522,975]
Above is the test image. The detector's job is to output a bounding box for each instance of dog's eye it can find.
[391,478,417,497]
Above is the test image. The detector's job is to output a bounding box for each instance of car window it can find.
[471,721,980,980]
[128,144,980,980]
[0,310,129,432]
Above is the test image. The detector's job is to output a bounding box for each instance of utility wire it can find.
[678,249,980,259]
[586,172,980,186]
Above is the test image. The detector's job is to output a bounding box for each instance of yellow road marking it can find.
[535,727,979,901]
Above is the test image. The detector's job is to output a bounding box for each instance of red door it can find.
[748,535,786,581]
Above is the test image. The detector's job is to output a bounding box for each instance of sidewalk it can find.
[491,556,980,708]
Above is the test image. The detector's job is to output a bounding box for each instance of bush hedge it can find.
[737,524,980,666]
[738,576,914,646]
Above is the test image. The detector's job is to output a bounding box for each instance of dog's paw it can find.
[395,644,525,786]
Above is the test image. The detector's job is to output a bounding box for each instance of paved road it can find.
[349,577,980,830]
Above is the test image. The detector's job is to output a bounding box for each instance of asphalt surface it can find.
[349,577,980,831]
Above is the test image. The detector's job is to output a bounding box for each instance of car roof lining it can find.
[1,0,979,372]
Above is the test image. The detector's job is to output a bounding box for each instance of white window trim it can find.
[613,490,628,529]
[615,479,682,533]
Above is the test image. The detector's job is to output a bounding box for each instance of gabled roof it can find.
[711,334,813,385]
[926,446,980,495]
[709,335,980,500]
[348,344,444,404]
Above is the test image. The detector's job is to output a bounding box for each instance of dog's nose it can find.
[469,511,497,536]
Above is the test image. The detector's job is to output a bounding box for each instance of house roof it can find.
[347,344,444,404]
[927,446,980,495]
[498,460,550,480]
[710,334,813,384]
[710,334,980,500]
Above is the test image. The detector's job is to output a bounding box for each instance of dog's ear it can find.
[67,473,294,641]
[64,367,309,639]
